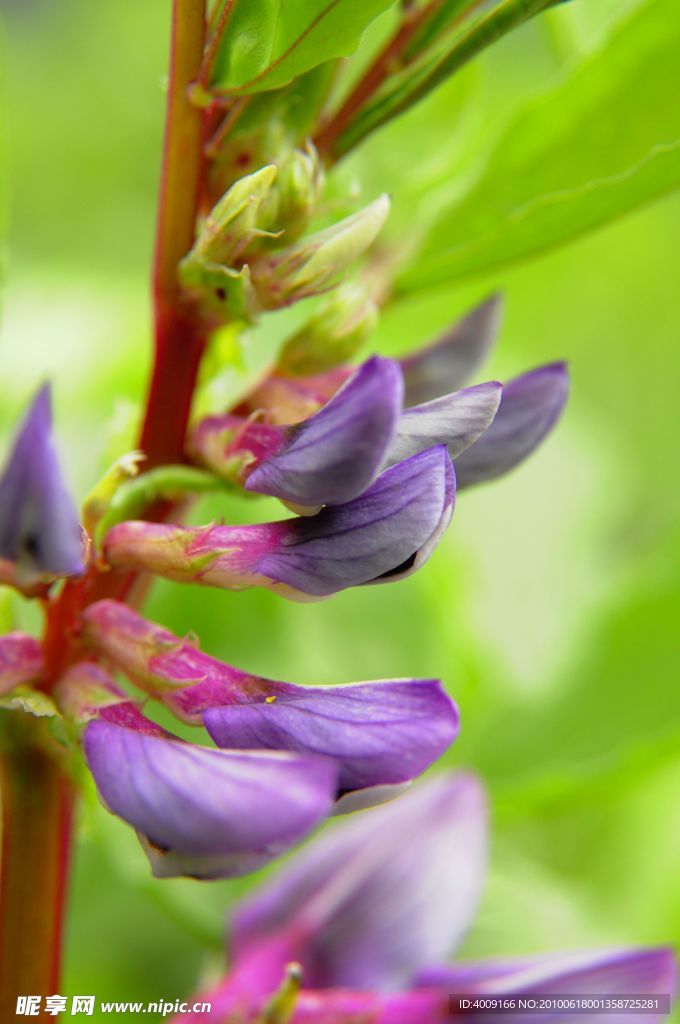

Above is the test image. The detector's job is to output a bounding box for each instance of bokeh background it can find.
[1,0,678,1017]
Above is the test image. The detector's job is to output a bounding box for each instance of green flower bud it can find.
[179,259,259,322]
[261,145,324,245]
[190,165,278,267]
[252,195,390,310]
[277,281,378,375]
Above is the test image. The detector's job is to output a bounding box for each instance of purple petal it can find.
[0,632,43,696]
[0,385,84,579]
[233,773,488,991]
[104,447,455,599]
[84,721,337,880]
[259,446,456,597]
[421,948,677,1024]
[245,357,404,507]
[387,382,502,467]
[203,678,459,794]
[84,600,458,796]
[400,295,502,406]
[455,363,569,488]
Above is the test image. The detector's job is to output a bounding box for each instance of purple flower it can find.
[0,385,84,581]
[400,294,503,406]
[212,298,565,504]
[192,357,498,511]
[232,773,488,992]
[192,356,403,510]
[455,363,569,488]
[0,632,43,696]
[56,662,337,880]
[232,295,503,424]
[82,600,459,798]
[168,774,676,1023]
[103,446,456,599]
[244,356,403,509]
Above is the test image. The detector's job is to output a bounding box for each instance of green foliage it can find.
[335,0,558,155]
[211,0,398,93]
[398,0,680,287]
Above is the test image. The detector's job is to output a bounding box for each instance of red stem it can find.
[0,727,74,1022]
[140,0,208,467]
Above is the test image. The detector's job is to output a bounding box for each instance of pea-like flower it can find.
[224,294,569,493]
[56,662,338,880]
[192,356,406,510]
[190,356,500,511]
[168,773,677,1023]
[0,385,84,582]
[103,445,456,599]
[81,600,459,804]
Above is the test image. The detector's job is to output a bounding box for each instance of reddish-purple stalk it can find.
[0,0,207,1013]
[0,726,74,1021]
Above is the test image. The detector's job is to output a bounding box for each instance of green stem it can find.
[0,719,74,1021]
[140,0,208,468]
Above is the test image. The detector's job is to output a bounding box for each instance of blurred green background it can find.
[1,0,678,1017]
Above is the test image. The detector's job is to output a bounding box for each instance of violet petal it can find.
[259,446,455,597]
[84,721,337,880]
[203,678,459,794]
[0,385,84,578]
[400,295,502,406]
[246,356,404,507]
[387,381,502,467]
[233,773,488,991]
[455,363,568,488]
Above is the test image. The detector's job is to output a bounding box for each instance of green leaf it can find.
[398,0,680,290]
[334,0,557,156]
[0,686,59,719]
[211,0,399,94]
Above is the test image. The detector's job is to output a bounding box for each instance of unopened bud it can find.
[178,166,280,322]
[276,281,378,375]
[251,195,390,310]
[179,261,258,323]
[189,165,278,267]
[261,145,324,244]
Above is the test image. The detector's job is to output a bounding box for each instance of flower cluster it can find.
[0,278,567,879]
[168,773,677,1023]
